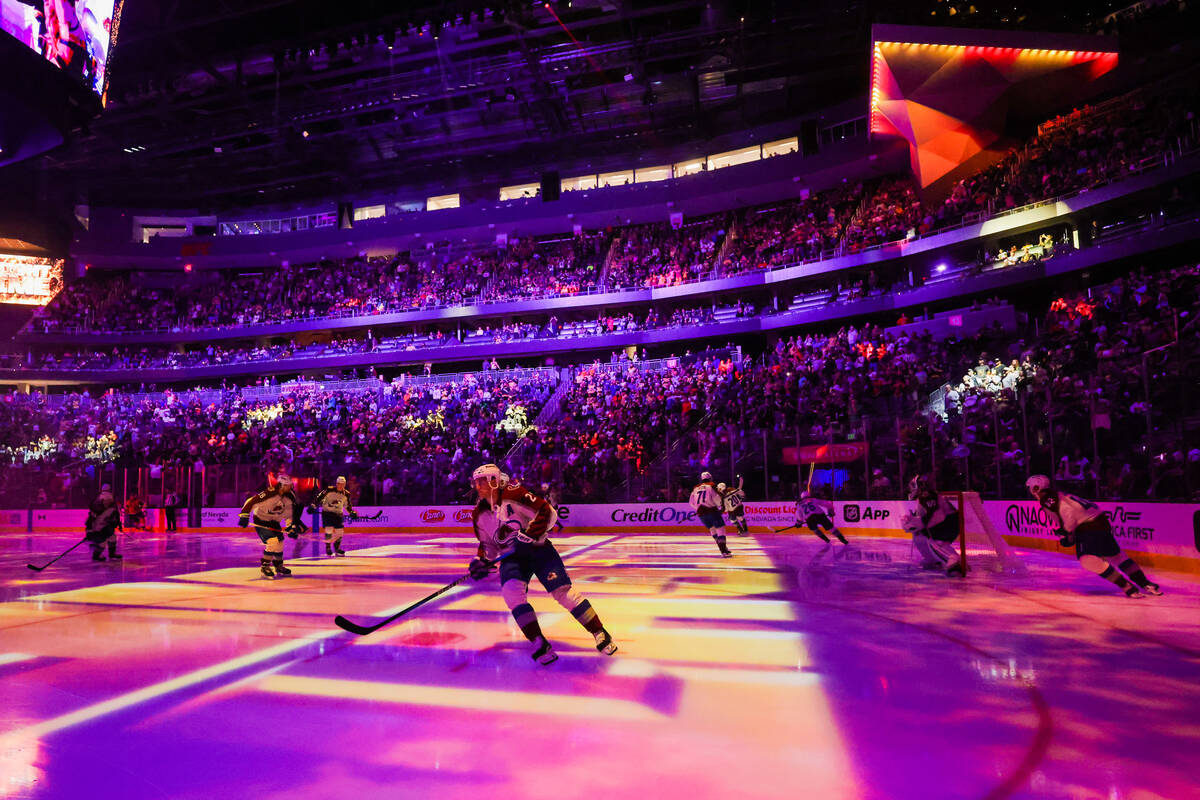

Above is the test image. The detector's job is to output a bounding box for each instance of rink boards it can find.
[6,499,1199,573]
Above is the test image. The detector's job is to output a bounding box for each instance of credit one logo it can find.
[610,507,697,523]
[421,509,446,523]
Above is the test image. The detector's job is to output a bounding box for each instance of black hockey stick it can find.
[28,538,88,571]
[350,510,384,522]
[772,524,799,533]
[334,552,510,636]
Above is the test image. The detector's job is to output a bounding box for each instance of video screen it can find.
[0,254,64,306]
[0,0,120,103]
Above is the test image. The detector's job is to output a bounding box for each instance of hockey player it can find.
[239,474,304,579]
[540,482,565,533]
[690,471,731,557]
[908,475,965,576]
[717,476,749,535]
[314,476,354,556]
[795,490,847,544]
[1026,475,1161,598]
[468,463,617,665]
[85,484,122,562]
[124,494,146,532]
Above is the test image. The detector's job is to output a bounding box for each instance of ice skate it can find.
[594,628,618,655]
[531,637,558,665]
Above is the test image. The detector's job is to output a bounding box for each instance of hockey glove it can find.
[238,513,250,529]
[285,520,308,539]
[1056,529,1075,548]
[468,558,492,581]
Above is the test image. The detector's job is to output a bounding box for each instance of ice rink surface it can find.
[0,529,1197,800]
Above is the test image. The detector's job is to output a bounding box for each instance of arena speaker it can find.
[800,120,820,156]
[540,171,561,202]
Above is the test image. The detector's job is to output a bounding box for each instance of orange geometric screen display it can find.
[870,37,1118,188]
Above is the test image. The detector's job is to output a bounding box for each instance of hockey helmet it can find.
[276,474,293,490]
[908,474,928,494]
[471,463,508,491]
[800,490,811,500]
[100,483,112,492]
[1025,474,1051,496]
[717,482,727,492]
[540,482,551,493]
[700,471,713,481]
[336,476,347,485]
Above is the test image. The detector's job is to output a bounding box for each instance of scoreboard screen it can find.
[0,254,63,305]
[0,0,122,105]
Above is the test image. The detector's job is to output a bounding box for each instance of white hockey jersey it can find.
[1038,492,1103,533]
[796,497,832,520]
[242,489,300,525]
[472,485,558,559]
[721,488,746,513]
[689,482,722,512]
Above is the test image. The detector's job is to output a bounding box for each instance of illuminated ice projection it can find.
[0,528,1197,798]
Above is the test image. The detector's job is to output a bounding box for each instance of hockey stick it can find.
[28,538,88,571]
[333,552,511,636]
[772,524,799,533]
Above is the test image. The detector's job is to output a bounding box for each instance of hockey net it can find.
[940,490,1028,576]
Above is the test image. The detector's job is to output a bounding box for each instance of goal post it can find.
[940,490,1028,576]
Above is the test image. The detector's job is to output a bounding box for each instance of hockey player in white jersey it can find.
[238,474,304,579]
[690,471,731,557]
[908,475,964,577]
[1026,475,1161,598]
[795,490,847,544]
[314,476,354,556]
[717,476,749,535]
[468,464,617,665]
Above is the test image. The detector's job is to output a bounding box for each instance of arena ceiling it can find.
[34,0,1124,210]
